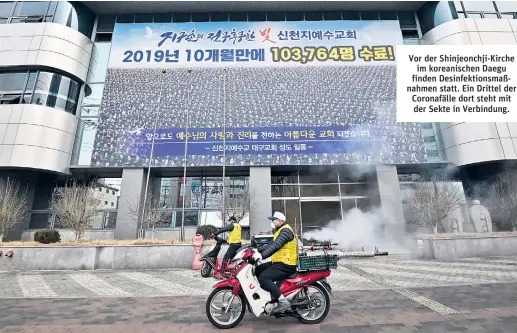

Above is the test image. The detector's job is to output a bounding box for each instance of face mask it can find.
[271,222,276,229]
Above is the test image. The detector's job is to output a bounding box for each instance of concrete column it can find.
[376,164,406,238]
[115,168,148,239]
[249,167,272,236]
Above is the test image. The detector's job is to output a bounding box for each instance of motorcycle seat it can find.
[287,272,298,279]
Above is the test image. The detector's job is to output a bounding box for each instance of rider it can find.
[213,216,242,264]
[252,211,298,313]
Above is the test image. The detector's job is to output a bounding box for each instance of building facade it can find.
[1,1,516,241]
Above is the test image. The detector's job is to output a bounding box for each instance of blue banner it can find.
[109,20,402,69]
[90,20,428,167]
[130,125,383,157]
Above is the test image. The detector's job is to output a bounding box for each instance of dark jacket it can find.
[258,224,295,259]
[214,223,235,235]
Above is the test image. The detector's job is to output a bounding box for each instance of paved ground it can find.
[1,256,517,332]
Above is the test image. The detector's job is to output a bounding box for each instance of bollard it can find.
[192,234,204,270]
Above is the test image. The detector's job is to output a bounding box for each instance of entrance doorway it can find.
[300,200,342,245]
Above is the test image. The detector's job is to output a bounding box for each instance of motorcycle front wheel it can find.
[201,261,212,278]
[296,283,331,324]
[206,287,246,329]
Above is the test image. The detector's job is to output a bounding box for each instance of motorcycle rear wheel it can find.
[201,261,212,278]
[206,287,246,329]
[296,283,330,324]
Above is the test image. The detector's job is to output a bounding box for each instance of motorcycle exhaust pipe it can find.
[290,300,310,310]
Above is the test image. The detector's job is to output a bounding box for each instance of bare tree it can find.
[487,172,517,231]
[218,182,257,225]
[51,180,101,242]
[0,177,30,241]
[404,174,464,234]
[128,192,168,237]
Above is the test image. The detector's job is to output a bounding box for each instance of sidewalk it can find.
[2,256,517,298]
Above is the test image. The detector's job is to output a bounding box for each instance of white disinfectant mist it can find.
[302,207,410,253]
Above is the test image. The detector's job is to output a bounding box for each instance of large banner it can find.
[109,21,397,68]
[91,20,427,167]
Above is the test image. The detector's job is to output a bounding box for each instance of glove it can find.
[210,234,215,239]
[252,252,263,262]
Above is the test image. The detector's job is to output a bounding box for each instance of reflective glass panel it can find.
[0,1,14,17]
[462,1,495,11]
[13,1,48,17]
[496,1,517,12]
[0,71,28,94]
[83,83,104,106]
[87,42,112,83]
[32,71,80,113]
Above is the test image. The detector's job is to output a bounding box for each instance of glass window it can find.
[80,106,99,117]
[173,12,191,22]
[248,11,267,21]
[299,169,338,183]
[0,1,14,17]
[271,185,298,198]
[76,117,98,165]
[403,39,420,45]
[424,136,436,143]
[340,184,371,196]
[305,11,323,21]
[0,18,7,23]
[95,33,112,42]
[135,13,153,23]
[87,42,112,83]
[267,11,285,21]
[300,185,340,197]
[175,210,199,228]
[462,1,495,11]
[271,173,298,184]
[210,12,228,22]
[457,12,467,18]
[0,71,29,94]
[402,30,419,39]
[116,14,134,23]
[379,11,398,20]
[285,11,304,21]
[153,13,172,23]
[496,2,517,12]
[191,12,209,22]
[22,71,37,103]
[229,12,247,21]
[323,11,341,20]
[13,1,49,17]
[466,12,483,18]
[47,1,57,16]
[500,13,516,19]
[97,15,116,33]
[453,1,464,11]
[398,11,417,28]
[342,11,360,20]
[83,83,104,106]
[361,11,379,20]
[32,72,80,114]
[427,150,439,158]
[483,13,499,18]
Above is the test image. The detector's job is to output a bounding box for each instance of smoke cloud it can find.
[302,207,411,253]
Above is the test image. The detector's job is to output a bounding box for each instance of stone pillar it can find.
[376,164,406,238]
[115,168,148,240]
[249,167,272,236]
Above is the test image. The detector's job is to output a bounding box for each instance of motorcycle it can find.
[205,244,335,329]
[200,236,252,278]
